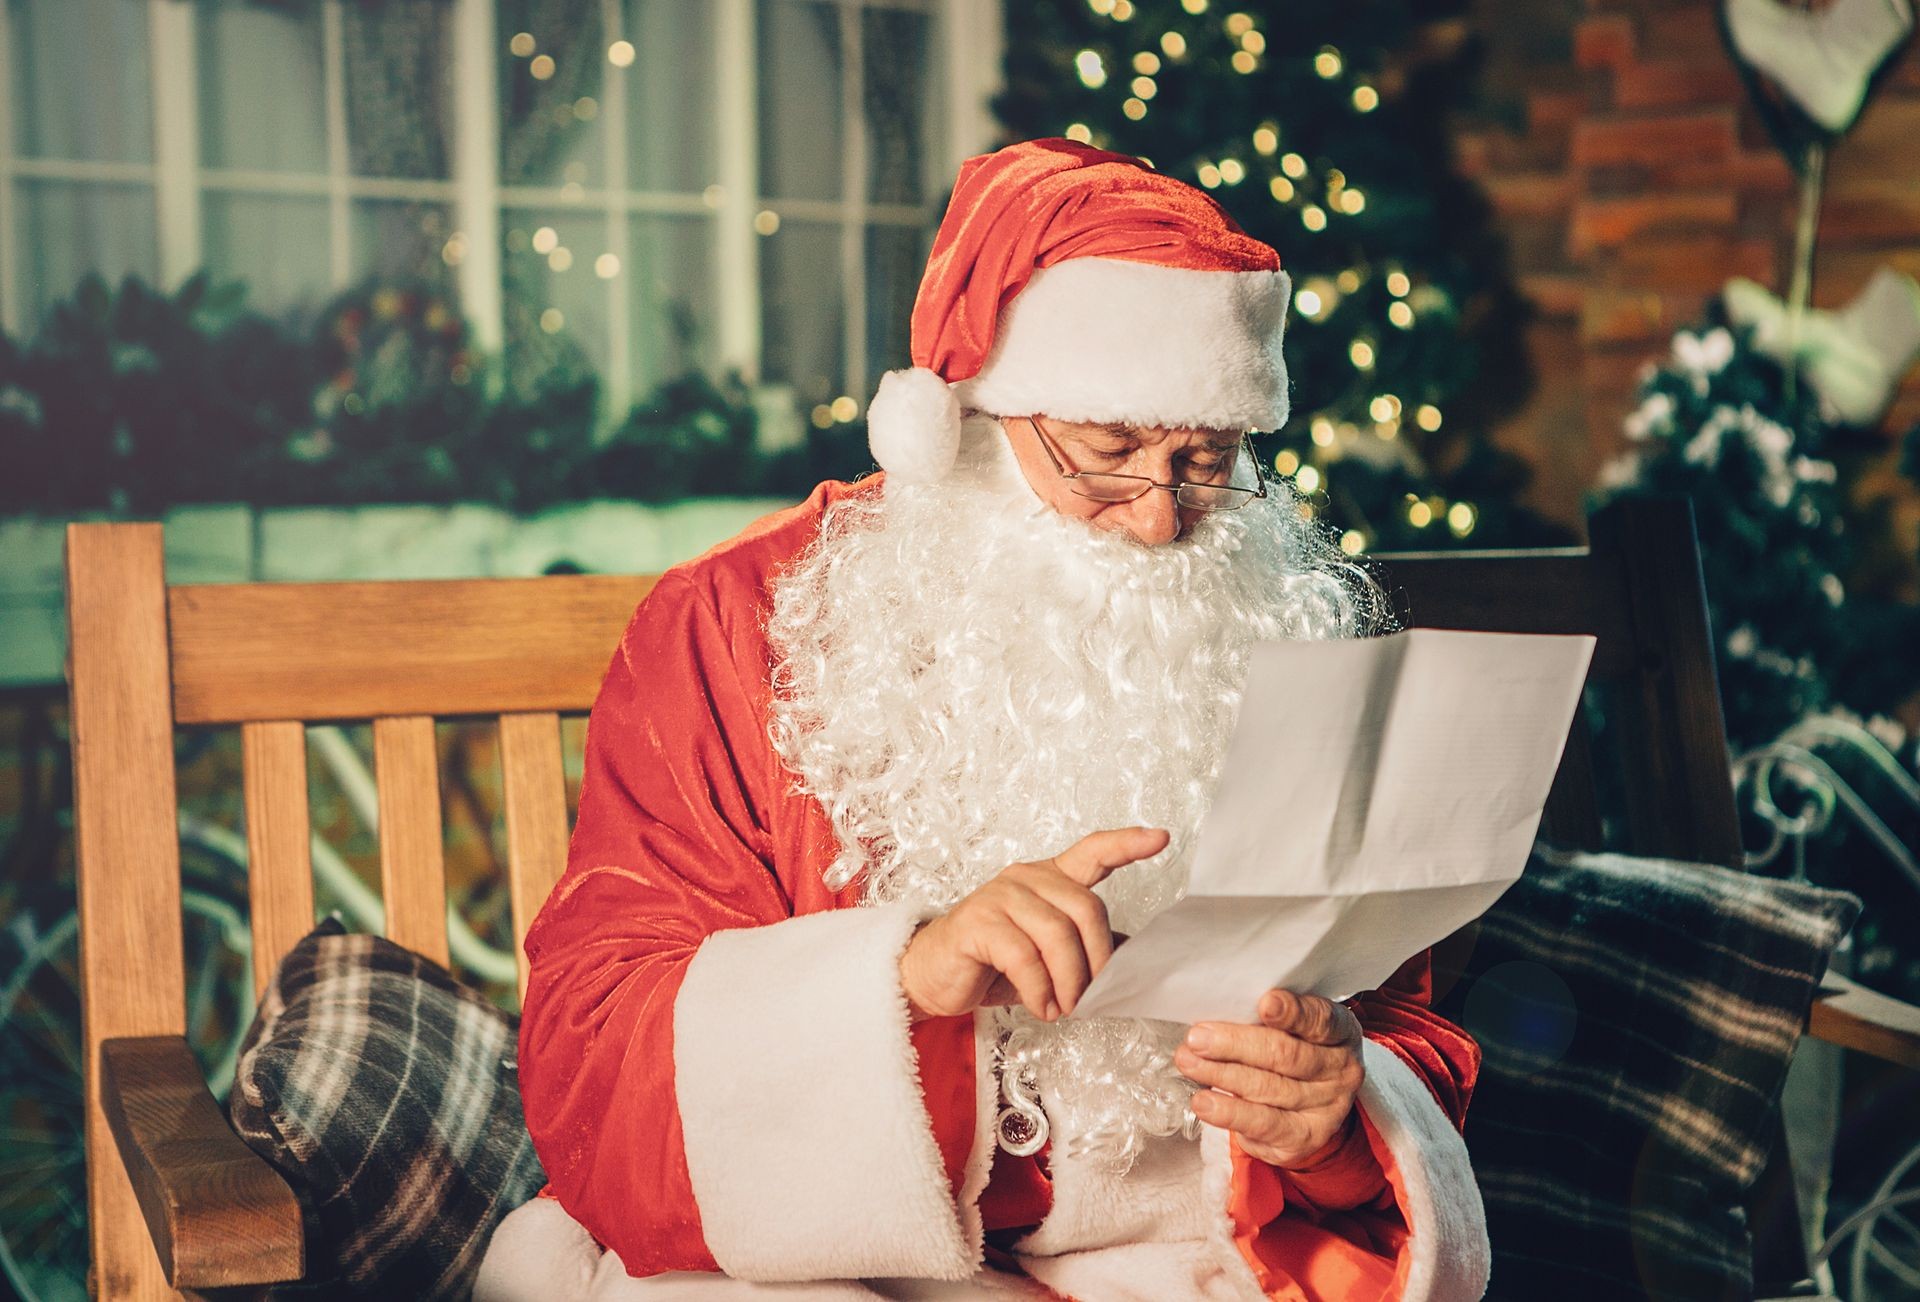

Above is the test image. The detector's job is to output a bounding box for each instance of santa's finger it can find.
[1172,1046,1347,1110]
[1018,871,1116,981]
[1259,989,1361,1046]
[980,917,1057,1021]
[1049,826,1170,888]
[1189,1090,1312,1155]
[1001,888,1094,1017]
[1187,1022,1355,1083]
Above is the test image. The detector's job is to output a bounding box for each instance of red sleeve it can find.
[517,573,786,1277]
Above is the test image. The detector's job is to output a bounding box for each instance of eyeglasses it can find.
[1021,416,1269,513]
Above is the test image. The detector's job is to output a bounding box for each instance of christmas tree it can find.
[998,0,1564,552]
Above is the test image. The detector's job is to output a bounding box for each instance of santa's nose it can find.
[1112,489,1182,546]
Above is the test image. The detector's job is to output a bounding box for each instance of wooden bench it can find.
[65,496,1920,1299]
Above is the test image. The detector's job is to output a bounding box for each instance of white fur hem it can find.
[1357,1039,1492,1301]
[673,902,979,1282]
[953,259,1293,433]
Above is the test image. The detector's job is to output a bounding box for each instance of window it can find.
[0,0,1001,425]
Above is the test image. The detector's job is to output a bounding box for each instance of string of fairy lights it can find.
[1068,0,1481,552]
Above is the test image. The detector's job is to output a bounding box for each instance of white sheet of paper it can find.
[1070,628,1597,1024]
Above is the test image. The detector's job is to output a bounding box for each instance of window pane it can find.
[499,0,606,188]
[15,179,158,327]
[197,0,326,174]
[628,215,713,393]
[760,218,843,406]
[8,0,152,163]
[623,0,717,193]
[343,1,454,180]
[203,193,331,318]
[866,222,927,384]
[502,209,607,387]
[864,5,940,206]
[353,201,458,296]
[757,0,842,203]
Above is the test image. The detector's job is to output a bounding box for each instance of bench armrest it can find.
[1808,973,1920,1070]
[99,1035,305,1289]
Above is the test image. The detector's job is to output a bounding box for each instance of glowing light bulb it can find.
[1369,395,1400,422]
[1181,0,1208,12]
[548,247,573,272]
[1350,339,1375,369]
[1315,47,1342,78]
[1225,12,1254,35]
[1131,74,1157,99]
[1387,271,1411,297]
[540,308,564,334]
[1340,530,1366,555]
[702,184,725,209]
[532,226,558,254]
[1133,51,1161,74]
[811,404,834,429]
[753,209,781,235]
[1075,50,1107,88]
[1281,152,1307,178]
[1252,125,1279,155]
[1353,85,1379,111]
[1088,0,1115,13]
[830,395,858,421]
[1301,205,1327,231]
[1268,176,1294,202]
[1448,502,1477,536]
[1336,268,1361,293]
[1218,158,1245,184]
[1065,122,1093,144]
[1389,301,1414,328]
[1274,448,1300,474]
[1310,418,1335,446]
[530,54,556,79]
[509,32,536,57]
[1241,30,1266,53]
[1295,465,1321,493]
[1122,96,1147,120]
[1231,49,1257,73]
[1196,163,1222,188]
[1111,0,1134,18]
[608,40,635,67]
[595,253,620,279]
[1296,288,1322,317]
[1408,500,1433,527]
[1416,404,1442,431]
[1160,31,1188,57]
[1341,188,1366,214]
[574,96,598,120]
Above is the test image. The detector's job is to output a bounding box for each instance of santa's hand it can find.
[898,826,1169,1023]
[1173,988,1366,1168]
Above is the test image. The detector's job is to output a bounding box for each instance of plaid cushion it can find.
[229,918,546,1301]
[1434,844,1859,1302]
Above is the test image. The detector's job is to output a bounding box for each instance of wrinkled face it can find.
[1002,413,1248,546]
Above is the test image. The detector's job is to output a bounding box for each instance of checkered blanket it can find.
[229,918,546,1300]
[1434,844,1859,1301]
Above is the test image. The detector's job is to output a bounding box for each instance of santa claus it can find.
[476,138,1491,1301]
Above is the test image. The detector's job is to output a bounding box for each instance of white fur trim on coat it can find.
[1354,1038,1492,1301]
[673,902,979,1282]
[954,258,1293,434]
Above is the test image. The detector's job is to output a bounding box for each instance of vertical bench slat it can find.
[372,715,450,967]
[242,721,316,997]
[499,712,571,1000]
[65,522,186,1302]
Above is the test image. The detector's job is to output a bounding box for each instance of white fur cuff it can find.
[1356,1040,1492,1301]
[673,903,978,1282]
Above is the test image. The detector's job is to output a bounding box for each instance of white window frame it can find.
[0,0,1003,421]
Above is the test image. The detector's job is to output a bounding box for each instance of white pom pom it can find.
[867,366,961,483]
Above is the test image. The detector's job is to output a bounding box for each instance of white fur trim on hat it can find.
[868,365,962,483]
[955,258,1292,433]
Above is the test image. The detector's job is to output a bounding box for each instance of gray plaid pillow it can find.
[229,918,546,1301]
[1434,844,1859,1301]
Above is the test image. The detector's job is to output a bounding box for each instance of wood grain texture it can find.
[168,574,655,724]
[242,722,315,997]
[373,716,450,967]
[499,712,570,1002]
[98,1036,303,1290]
[65,523,190,1301]
[1810,973,1920,1070]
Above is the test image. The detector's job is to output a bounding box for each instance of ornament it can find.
[1722,0,1915,135]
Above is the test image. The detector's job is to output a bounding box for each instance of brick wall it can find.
[1459,0,1920,571]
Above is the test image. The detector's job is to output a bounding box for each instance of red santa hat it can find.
[868,137,1293,482]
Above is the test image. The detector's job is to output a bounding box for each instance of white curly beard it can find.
[766,416,1386,1170]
